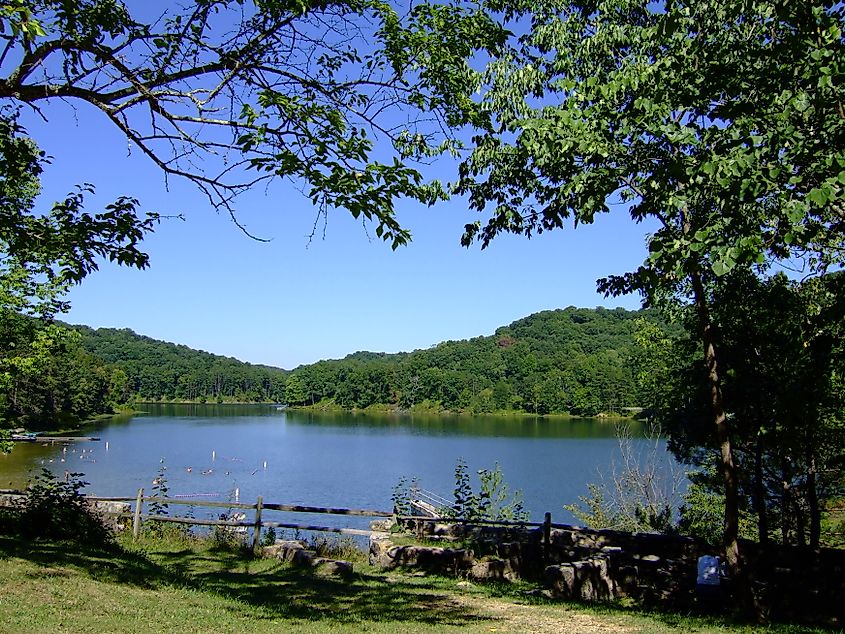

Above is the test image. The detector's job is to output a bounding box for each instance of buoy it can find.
[234,487,240,501]
[105,442,109,451]
[212,450,216,461]
[263,460,267,470]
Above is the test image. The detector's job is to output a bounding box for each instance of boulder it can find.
[545,557,617,602]
[470,559,507,582]
[369,519,393,532]
[91,500,131,530]
[292,548,318,567]
[312,558,354,577]
[369,534,397,568]
[267,540,308,563]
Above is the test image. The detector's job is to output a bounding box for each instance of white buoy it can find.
[263,460,267,470]
[105,442,109,451]
[234,487,240,501]
[212,450,216,461]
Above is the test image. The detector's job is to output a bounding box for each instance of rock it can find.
[545,563,577,599]
[470,559,506,582]
[369,519,393,532]
[545,558,616,602]
[632,554,662,565]
[381,544,474,575]
[313,558,354,577]
[261,544,283,558]
[90,500,131,530]
[369,534,397,568]
[292,549,318,567]
[274,540,308,563]
[0,493,23,508]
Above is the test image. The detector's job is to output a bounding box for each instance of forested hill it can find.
[54,306,677,416]
[285,306,677,416]
[71,326,287,403]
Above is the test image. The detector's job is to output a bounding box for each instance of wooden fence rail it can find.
[97,489,395,548]
[3,488,556,553]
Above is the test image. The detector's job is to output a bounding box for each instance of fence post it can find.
[133,488,144,540]
[543,512,552,567]
[252,495,264,551]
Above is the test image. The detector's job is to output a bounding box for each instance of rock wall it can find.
[0,492,131,531]
[378,519,845,625]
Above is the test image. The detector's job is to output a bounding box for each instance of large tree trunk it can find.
[807,450,820,549]
[754,432,769,545]
[781,458,792,546]
[690,272,745,583]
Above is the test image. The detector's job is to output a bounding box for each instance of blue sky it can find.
[24,98,656,370]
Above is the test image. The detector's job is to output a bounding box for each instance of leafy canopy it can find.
[458,0,845,298]
[0,0,507,252]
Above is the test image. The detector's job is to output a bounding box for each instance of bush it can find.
[0,469,112,545]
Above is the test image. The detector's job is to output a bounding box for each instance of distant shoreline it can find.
[286,401,640,421]
[98,400,644,422]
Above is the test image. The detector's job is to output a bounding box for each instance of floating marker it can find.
[105,442,109,451]
[263,460,267,470]
[212,450,216,461]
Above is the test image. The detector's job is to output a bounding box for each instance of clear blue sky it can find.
[23,98,656,370]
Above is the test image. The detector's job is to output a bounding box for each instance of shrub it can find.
[1,468,112,545]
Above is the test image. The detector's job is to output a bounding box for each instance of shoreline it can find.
[286,402,641,421]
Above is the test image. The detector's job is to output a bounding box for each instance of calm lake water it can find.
[0,404,678,527]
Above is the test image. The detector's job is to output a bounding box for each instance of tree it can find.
[667,271,845,549]
[0,0,506,259]
[0,0,507,439]
[0,109,158,316]
[455,0,845,590]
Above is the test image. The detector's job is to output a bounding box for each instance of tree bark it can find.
[689,271,744,581]
[781,458,792,546]
[753,432,769,546]
[807,450,820,549]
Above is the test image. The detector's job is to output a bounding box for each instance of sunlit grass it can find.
[0,533,830,634]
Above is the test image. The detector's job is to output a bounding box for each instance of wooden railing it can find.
[2,488,556,555]
[89,489,394,550]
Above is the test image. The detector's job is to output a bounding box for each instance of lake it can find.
[0,404,679,527]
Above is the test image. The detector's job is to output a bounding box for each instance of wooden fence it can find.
[90,489,395,551]
[86,490,558,556]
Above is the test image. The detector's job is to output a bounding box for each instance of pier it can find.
[10,435,100,443]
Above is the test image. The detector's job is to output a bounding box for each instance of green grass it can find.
[0,533,831,634]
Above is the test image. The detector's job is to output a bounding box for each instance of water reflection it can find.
[286,410,643,439]
[0,404,673,525]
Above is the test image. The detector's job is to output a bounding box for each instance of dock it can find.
[10,435,100,443]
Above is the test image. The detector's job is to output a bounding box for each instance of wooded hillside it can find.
[285,306,677,416]
[71,326,287,404]
[0,306,676,429]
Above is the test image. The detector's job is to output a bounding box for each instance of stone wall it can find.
[0,492,131,531]
[377,519,845,625]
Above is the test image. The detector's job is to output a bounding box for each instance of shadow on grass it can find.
[0,534,195,590]
[0,535,494,628]
[154,545,494,626]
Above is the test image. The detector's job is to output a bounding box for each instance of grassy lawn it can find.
[0,533,827,634]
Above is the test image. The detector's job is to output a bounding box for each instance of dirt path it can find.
[448,593,637,634]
